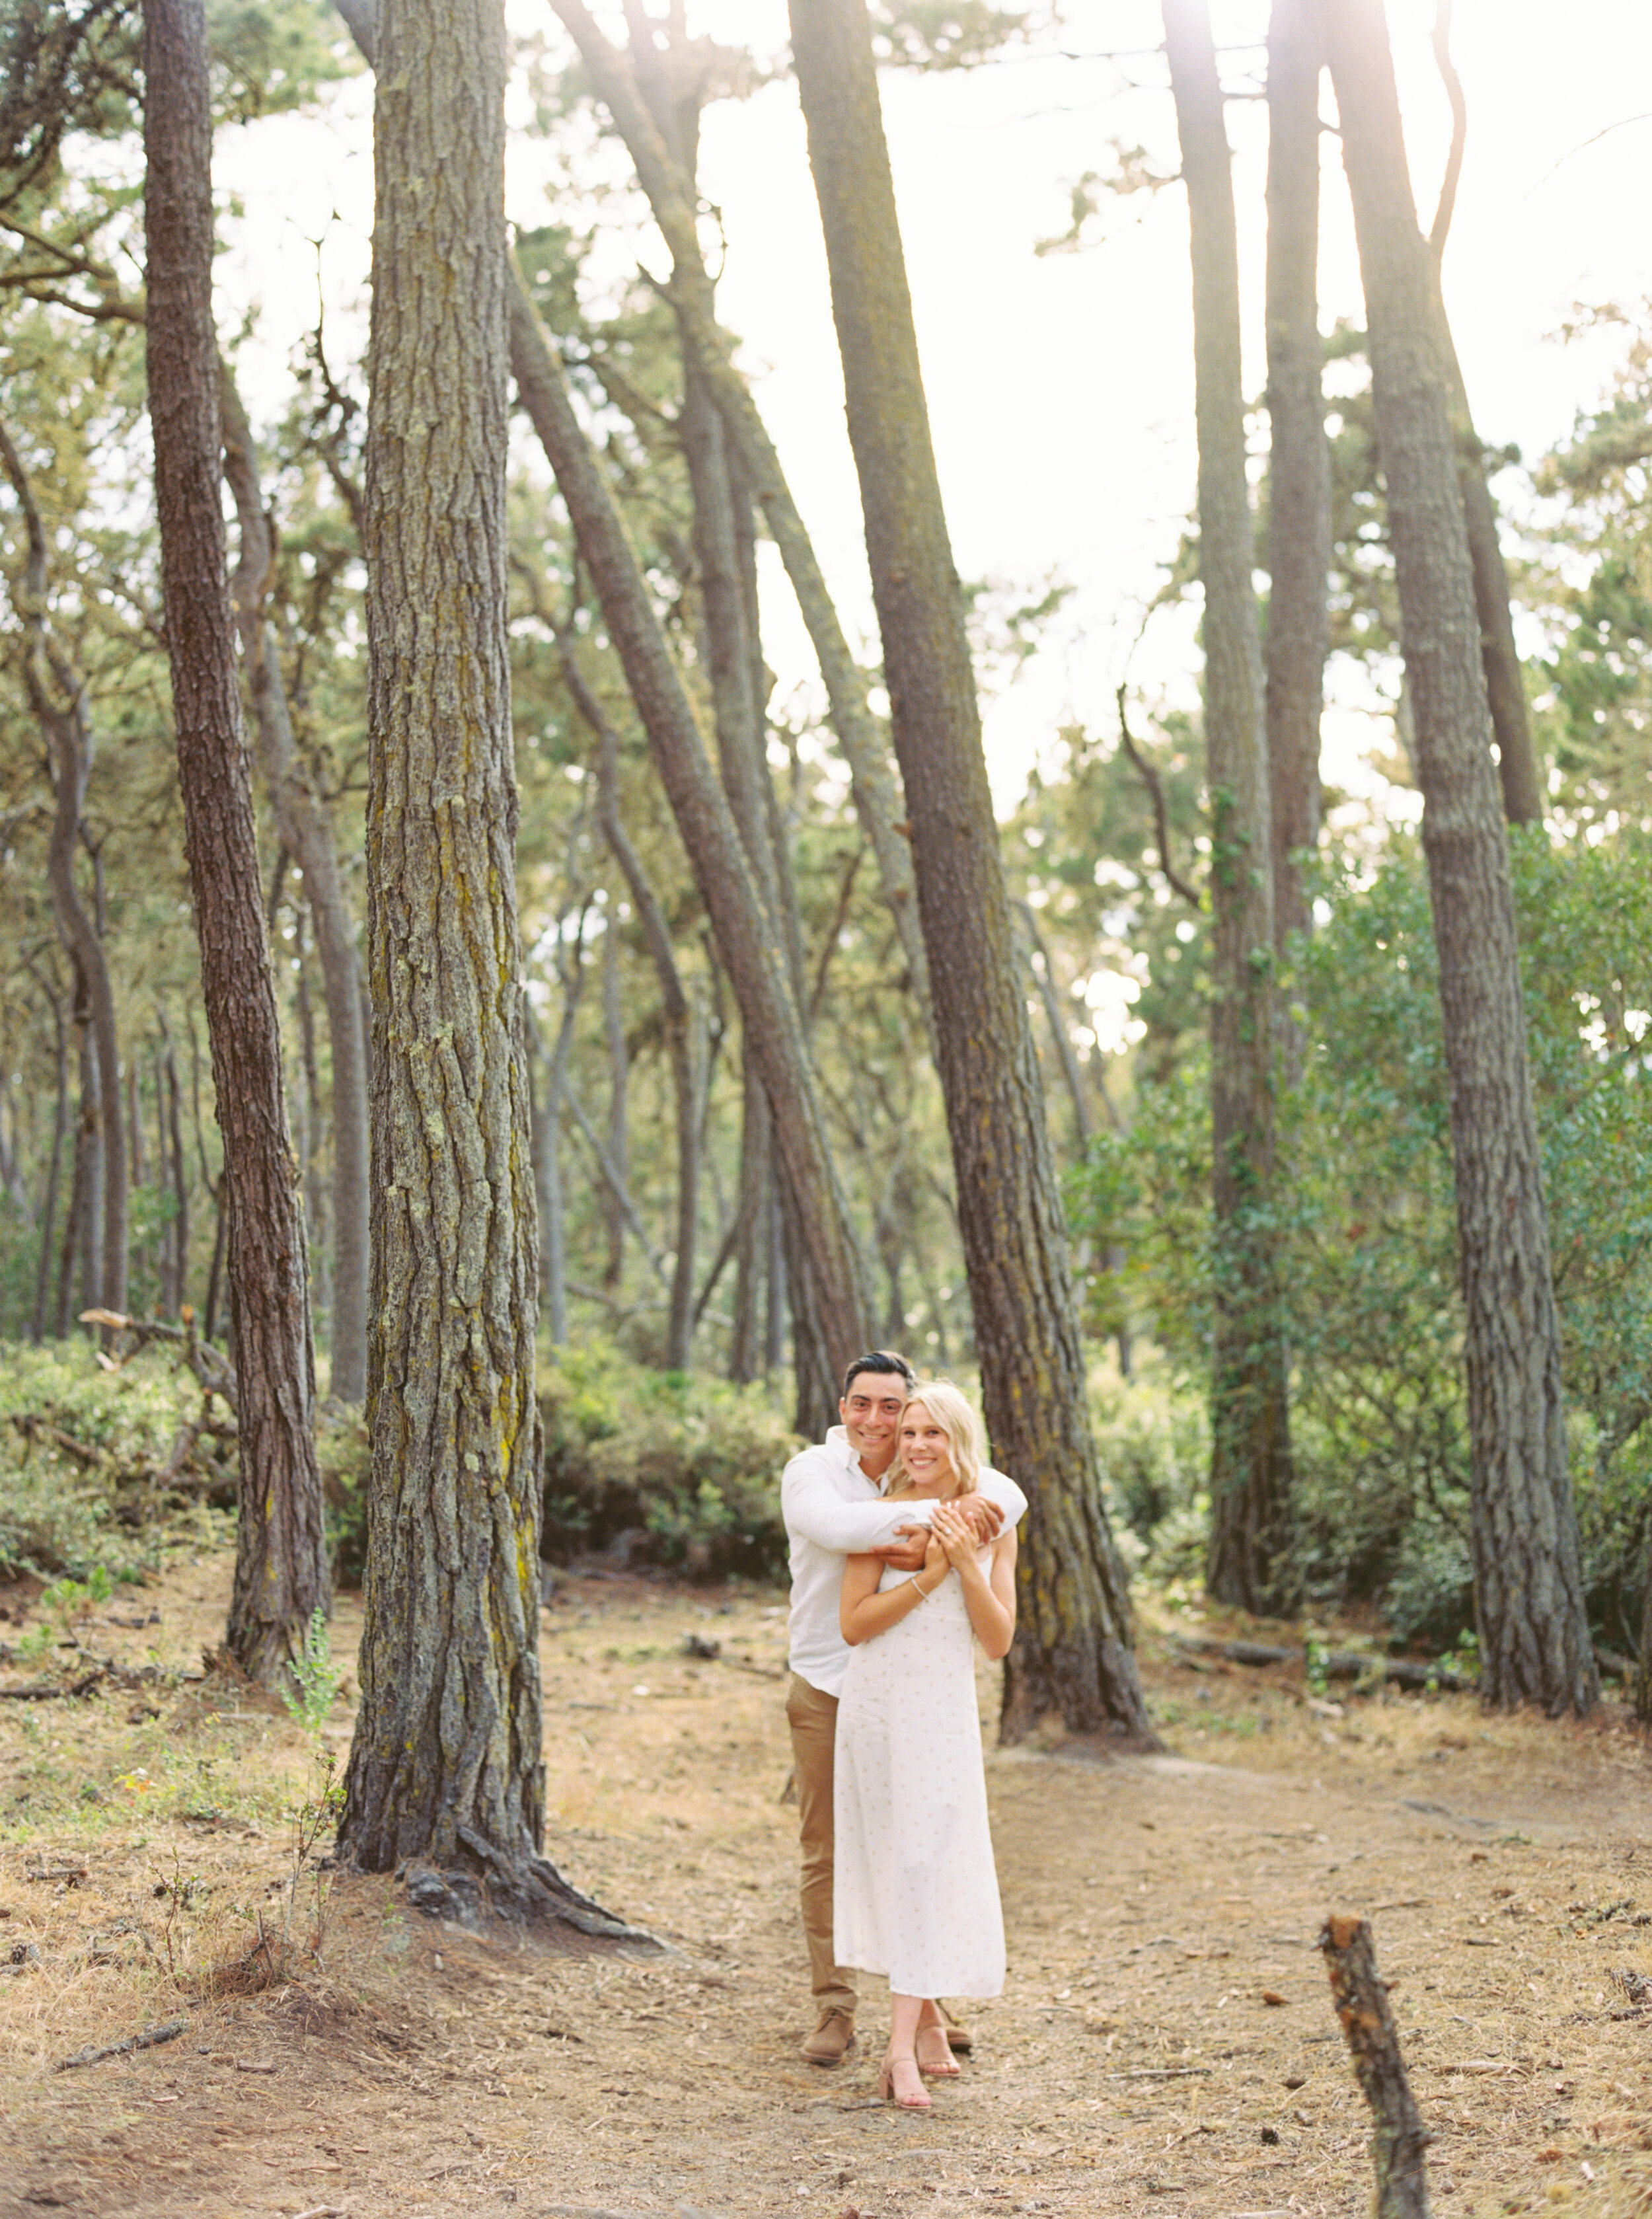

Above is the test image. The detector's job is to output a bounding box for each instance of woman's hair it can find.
[885,1379,983,1499]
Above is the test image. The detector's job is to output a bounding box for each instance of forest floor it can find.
[1,1549,1649,2219]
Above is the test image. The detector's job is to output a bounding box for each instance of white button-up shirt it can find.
[782,1425,1029,1698]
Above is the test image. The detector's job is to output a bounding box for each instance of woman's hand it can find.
[930,1500,979,1569]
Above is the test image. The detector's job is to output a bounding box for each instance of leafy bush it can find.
[541,1338,800,1578]
[0,1341,207,1581]
[319,1343,800,1587]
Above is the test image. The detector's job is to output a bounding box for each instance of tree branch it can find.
[1427,1,1466,262]
[1115,683,1203,909]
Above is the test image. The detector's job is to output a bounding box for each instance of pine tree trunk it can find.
[220,369,371,1404]
[1263,0,1330,950]
[143,0,328,1688]
[340,0,558,1902]
[1320,0,1595,1715]
[789,0,1153,1744]
[1165,0,1297,1617]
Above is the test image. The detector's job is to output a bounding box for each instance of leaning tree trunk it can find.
[219,369,371,1403]
[789,0,1154,1745]
[1263,0,1330,953]
[1165,0,1298,1618]
[143,0,328,1688]
[1320,0,1595,1715]
[548,0,936,1049]
[506,276,870,1373]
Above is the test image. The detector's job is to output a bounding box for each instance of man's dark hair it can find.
[841,1350,915,1398]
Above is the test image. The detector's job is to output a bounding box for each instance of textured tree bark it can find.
[143,0,328,1688]
[1320,1914,1433,2216]
[1262,0,1330,950]
[1319,0,1595,1715]
[219,369,371,1404]
[789,0,1153,1744]
[0,420,128,1329]
[546,0,936,1047]
[507,274,870,1374]
[338,0,594,1924]
[1165,0,1298,1618]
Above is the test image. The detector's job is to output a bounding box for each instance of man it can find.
[781,1351,1028,2066]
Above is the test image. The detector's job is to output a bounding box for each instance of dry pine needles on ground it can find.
[0,1552,1649,2218]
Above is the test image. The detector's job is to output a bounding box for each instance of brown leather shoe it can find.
[940,2002,973,2054]
[802,2008,856,2066]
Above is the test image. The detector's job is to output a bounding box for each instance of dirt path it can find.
[2,1557,1649,2218]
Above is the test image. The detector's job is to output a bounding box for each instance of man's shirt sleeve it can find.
[781,1450,924,1552]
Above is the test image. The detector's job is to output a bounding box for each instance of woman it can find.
[832,1380,1018,2111]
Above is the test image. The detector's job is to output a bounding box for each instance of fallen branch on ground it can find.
[1321,1913,1432,2216]
[54,2017,187,2071]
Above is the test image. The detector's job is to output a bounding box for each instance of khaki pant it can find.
[786,1673,856,2018]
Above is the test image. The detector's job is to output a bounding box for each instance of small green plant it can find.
[36,1565,113,1636]
[280,1607,342,1731]
[1304,1629,1331,1698]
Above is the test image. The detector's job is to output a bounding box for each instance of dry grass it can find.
[0,1553,1649,2217]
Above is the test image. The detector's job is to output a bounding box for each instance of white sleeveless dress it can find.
[832,1552,1006,1998]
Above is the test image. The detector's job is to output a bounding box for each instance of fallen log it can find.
[1320,1913,1432,2216]
[1170,1632,1474,1692]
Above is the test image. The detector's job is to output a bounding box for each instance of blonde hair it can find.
[885,1379,983,1499]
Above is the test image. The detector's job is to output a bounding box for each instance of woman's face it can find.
[898,1402,954,1487]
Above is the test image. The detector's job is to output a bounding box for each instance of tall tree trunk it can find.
[338,0,630,1934]
[788,0,1154,1745]
[0,421,128,1325]
[143,0,328,1687]
[1263,0,1331,952]
[220,368,371,1403]
[1165,0,1298,1618]
[1318,0,1595,1715]
[335,0,868,1384]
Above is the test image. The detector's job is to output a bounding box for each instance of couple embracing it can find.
[781,1351,1027,2111]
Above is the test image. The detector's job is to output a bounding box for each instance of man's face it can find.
[839,1372,909,1466]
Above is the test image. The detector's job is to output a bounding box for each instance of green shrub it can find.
[0,1341,206,1581]
[540,1339,800,1578]
[320,1341,801,1587]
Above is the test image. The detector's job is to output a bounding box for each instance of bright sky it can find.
[216,1,1652,819]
